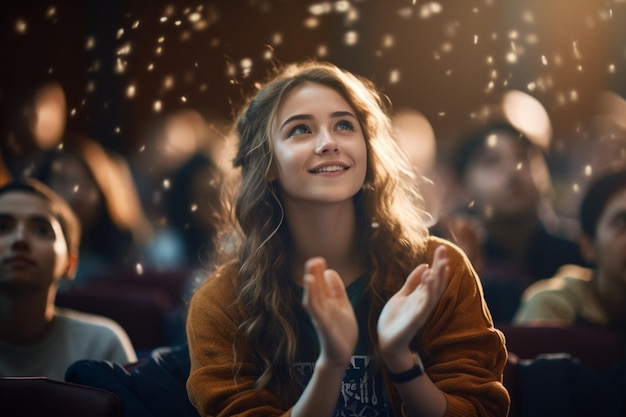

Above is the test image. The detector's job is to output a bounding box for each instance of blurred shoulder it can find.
[424,235,470,267]
[55,307,123,330]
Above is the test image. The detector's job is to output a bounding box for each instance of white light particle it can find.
[344,31,358,46]
[136,263,144,275]
[382,34,394,48]
[304,17,319,29]
[389,69,400,84]
[506,52,518,64]
[86,36,96,50]
[573,41,581,59]
[15,18,27,34]
[271,32,283,45]
[126,84,136,98]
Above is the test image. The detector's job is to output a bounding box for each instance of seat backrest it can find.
[497,323,626,371]
[0,377,122,417]
[56,285,173,351]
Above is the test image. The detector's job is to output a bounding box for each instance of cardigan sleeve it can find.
[417,237,510,417]
[185,263,293,417]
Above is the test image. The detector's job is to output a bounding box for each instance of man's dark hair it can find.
[0,178,81,251]
[451,121,531,177]
[579,164,626,238]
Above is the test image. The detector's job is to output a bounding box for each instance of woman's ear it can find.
[578,234,597,265]
[62,250,80,282]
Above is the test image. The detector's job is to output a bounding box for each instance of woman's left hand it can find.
[377,245,449,362]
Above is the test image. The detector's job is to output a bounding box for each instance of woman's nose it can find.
[314,130,339,154]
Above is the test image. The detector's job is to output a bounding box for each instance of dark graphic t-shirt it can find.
[295,274,395,416]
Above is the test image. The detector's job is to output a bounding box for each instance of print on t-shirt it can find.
[295,354,393,416]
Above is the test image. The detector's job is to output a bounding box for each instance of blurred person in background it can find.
[441,121,587,323]
[514,163,626,334]
[0,80,69,184]
[32,135,152,287]
[144,152,236,273]
[0,178,136,380]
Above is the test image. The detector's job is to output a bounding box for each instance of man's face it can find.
[591,186,626,289]
[0,191,70,293]
[464,131,540,219]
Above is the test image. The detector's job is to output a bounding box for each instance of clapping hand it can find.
[302,257,358,368]
[377,245,450,361]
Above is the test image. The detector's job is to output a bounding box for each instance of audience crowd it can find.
[1,73,626,417]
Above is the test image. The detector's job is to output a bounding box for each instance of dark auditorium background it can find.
[1,0,625,158]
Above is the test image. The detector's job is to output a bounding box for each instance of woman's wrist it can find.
[385,352,424,383]
[387,362,424,383]
[381,349,416,374]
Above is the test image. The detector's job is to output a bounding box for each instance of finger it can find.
[324,269,348,305]
[401,264,429,295]
[432,245,449,265]
[303,258,327,310]
[304,257,327,281]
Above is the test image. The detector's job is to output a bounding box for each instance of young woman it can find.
[186,61,509,417]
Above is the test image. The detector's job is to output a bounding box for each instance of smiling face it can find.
[270,82,368,206]
[0,191,72,293]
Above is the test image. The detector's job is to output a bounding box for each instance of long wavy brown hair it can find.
[231,60,431,404]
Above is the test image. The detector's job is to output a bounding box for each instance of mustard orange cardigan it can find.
[186,236,510,416]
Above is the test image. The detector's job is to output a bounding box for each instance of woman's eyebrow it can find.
[330,110,357,119]
[279,114,313,132]
[279,111,357,132]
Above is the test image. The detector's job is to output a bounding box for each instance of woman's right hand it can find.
[302,257,358,368]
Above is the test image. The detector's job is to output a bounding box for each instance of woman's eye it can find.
[336,120,355,131]
[288,124,311,136]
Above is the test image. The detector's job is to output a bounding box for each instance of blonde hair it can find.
[231,60,430,402]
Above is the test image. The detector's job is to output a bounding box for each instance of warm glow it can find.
[32,82,67,150]
[502,90,552,150]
